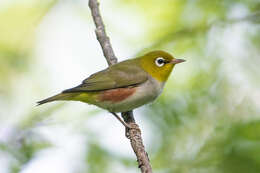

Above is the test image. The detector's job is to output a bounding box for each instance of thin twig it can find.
[88,0,152,172]
[122,111,152,173]
[88,0,117,66]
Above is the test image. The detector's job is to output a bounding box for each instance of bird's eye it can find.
[155,57,165,67]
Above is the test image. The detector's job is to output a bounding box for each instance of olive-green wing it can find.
[63,59,148,93]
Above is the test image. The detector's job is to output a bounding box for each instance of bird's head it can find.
[140,50,185,82]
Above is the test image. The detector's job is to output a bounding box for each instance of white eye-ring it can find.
[155,57,165,67]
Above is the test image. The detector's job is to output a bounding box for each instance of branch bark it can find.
[88,0,117,66]
[88,0,152,172]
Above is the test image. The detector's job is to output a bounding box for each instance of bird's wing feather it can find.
[63,59,148,93]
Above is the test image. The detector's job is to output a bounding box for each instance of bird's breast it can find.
[95,76,164,112]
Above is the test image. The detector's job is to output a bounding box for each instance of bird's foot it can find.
[124,123,140,138]
[110,112,139,130]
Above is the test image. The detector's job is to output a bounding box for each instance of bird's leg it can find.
[110,112,132,129]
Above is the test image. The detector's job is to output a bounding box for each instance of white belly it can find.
[101,77,164,112]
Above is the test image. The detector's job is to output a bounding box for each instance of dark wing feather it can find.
[63,59,148,93]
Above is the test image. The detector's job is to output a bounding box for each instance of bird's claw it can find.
[124,123,140,138]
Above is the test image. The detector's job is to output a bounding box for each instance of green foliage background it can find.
[0,0,260,173]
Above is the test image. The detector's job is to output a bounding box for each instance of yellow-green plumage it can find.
[37,92,98,105]
[37,50,185,112]
[140,51,175,82]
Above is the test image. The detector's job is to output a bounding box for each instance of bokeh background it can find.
[1,0,260,172]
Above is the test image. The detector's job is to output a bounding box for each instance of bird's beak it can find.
[170,59,186,64]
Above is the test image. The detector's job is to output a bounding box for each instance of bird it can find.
[37,50,185,126]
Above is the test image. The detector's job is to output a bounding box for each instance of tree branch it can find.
[88,0,152,172]
[122,111,152,173]
[88,0,117,66]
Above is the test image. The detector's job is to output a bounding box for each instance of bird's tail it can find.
[37,93,76,106]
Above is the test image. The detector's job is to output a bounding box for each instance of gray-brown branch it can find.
[88,0,152,172]
[88,0,117,66]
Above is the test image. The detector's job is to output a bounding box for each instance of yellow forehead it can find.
[140,51,175,82]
